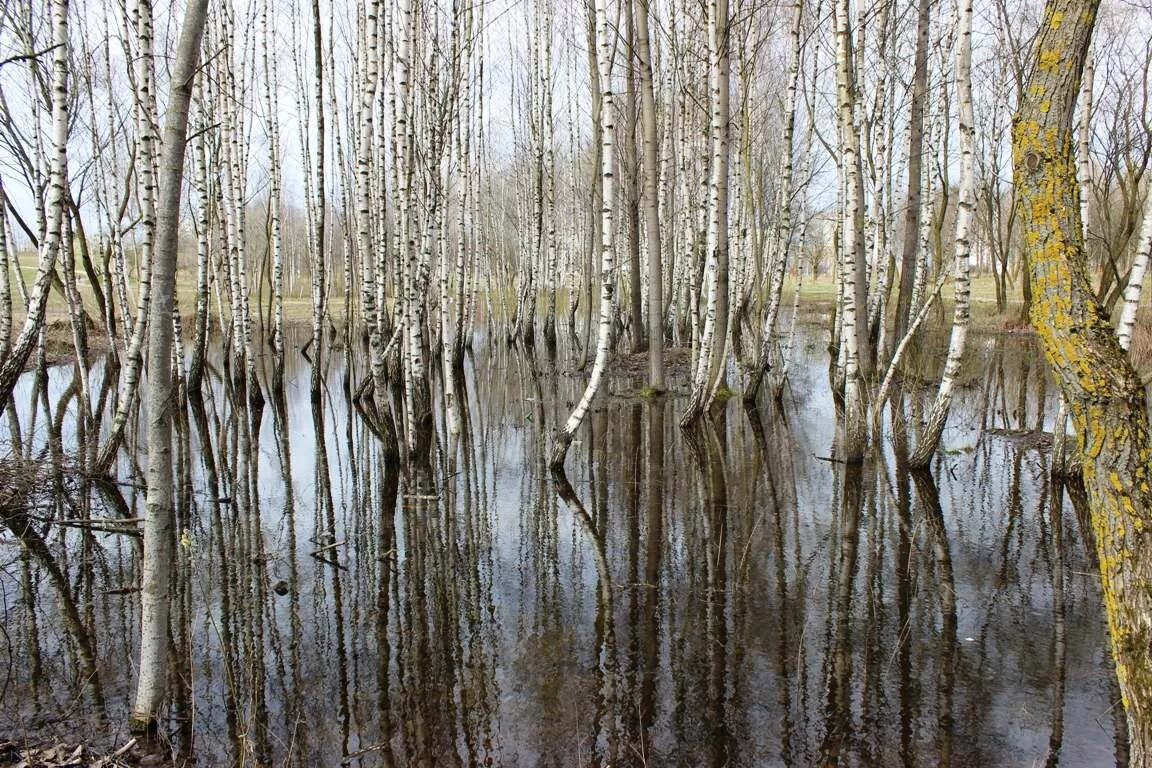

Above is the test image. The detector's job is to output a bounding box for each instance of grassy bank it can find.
[7,260,1149,372]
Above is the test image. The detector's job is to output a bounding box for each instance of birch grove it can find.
[1,0,1149,472]
[2,0,1152,749]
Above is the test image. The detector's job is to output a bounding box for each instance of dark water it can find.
[0,325,1125,766]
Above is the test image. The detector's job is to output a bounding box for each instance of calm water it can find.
[0,324,1125,766]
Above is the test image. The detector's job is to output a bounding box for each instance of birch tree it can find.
[540,0,558,349]
[551,0,616,469]
[833,0,867,459]
[0,0,69,413]
[309,0,327,399]
[92,0,164,471]
[622,0,643,355]
[0,182,11,361]
[440,0,474,439]
[681,0,730,425]
[1116,186,1152,353]
[745,0,804,402]
[635,0,663,390]
[892,0,932,346]
[130,0,210,733]
[907,0,973,468]
[262,0,286,362]
[354,0,386,396]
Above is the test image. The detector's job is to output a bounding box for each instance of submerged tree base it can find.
[127,714,157,737]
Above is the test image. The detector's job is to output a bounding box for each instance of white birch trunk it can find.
[1117,191,1152,353]
[130,0,209,731]
[356,0,386,393]
[551,0,616,469]
[94,0,160,470]
[681,0,730,424]
[187,99,211,391]
[747,0,804,401]
[1078,53,1093,249]
[635,0,663,390]
[542,0,558,345]
[263,0,286,361]
[907,0,974,468]
[0,181,12,360]
[833,0,867,459]
[0,0,69,412]
[309,0,327,397]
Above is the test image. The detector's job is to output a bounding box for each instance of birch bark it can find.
[1116,191,1152,353]
[92,0,160,469]
[635,0,663,390]
[130,0,209,732]
[0,0,70,412]
[746,0,804,401]
[834,0,867,460]
[892,0,932,347]
[681,0,730,424]
[551,0,616,469]
[908,0,974,467]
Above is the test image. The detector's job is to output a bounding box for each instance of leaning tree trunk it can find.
[0,181,12,361]
[94,0,161,472]
[0,0,69,413]
[892,0,932,348]
[908,0,974,468]
[745,0,804,402]
[130,0,210,734]
[186,91,211,395]
[1013,0,1152,761]
[1055,48,1096,473]
[551,0,616,469]
[1116,187,1152,353]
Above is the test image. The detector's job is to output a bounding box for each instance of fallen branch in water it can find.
[310,539,345,557]
[870,268,952,438]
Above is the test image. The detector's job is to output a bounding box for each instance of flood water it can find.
[0,323,1127,767]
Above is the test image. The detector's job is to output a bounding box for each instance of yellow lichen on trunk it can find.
[1014,0,1152,762]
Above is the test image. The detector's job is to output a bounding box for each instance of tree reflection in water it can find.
[0,325,1124,766]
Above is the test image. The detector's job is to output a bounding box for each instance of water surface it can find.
[0,325,1124,766]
